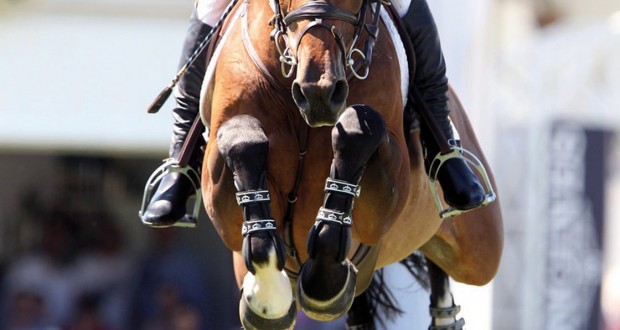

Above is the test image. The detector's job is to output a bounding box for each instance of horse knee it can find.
[331,105,386,181]
[217,115,269,187]
[217,115,268,164]
[332,105,386,153]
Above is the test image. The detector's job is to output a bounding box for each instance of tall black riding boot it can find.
[142,10,212,227]
[402,0,484,211]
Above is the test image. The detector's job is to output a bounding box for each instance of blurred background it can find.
[0,0,619,329]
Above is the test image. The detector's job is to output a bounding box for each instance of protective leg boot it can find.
[402,0,484,210]
[142,9,211,227]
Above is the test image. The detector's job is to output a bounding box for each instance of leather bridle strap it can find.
[272,0,380,80]
[284,1,359,25]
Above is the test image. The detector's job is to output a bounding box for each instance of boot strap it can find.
[316,178,358,226]
[236,189,276,236]
[429,304,464,330]
[316,207,352,226]
[241,219,277,236]
[325,178,361,197]
[429,304,460,318]
[235,190,270,206]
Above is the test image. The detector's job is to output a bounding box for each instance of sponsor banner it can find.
[546,121,612,330]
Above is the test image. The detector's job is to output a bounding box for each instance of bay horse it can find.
[197,0,503,328]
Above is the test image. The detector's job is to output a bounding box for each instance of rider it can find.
[141,0,486,227]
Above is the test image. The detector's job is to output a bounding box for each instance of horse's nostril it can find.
[292,81,309,111]
[330,80,349,107]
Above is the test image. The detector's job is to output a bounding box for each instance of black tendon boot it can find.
[142,10,212,227]
[402,0,484,211]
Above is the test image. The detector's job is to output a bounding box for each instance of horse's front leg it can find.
[298,105,386,321]
[217,115,296,330]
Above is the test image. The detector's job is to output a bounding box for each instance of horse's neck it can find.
[245,0,279,58]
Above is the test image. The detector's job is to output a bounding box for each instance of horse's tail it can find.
[399,251,430,291]
[348,252,429,328]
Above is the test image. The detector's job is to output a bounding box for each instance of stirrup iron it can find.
[428,145,496,219]
[139,158,202,227]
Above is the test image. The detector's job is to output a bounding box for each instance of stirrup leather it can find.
[428,145,496,219]
[139,158,202,227]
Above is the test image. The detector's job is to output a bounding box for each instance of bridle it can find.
[270,0,383,80]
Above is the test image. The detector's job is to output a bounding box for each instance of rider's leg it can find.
[401,0,484,210]
[142,8,212,227]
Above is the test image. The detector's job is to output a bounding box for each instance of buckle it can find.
[138,159,202,227]
[427,147,496,219]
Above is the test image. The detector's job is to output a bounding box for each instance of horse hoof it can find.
[297,260,358,321]
[239,293,297,330]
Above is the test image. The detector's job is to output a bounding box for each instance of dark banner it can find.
[545,121,613,330]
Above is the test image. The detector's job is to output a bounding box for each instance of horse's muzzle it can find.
[291,78,349,127]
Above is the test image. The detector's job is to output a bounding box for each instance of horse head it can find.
[273,0,369,127]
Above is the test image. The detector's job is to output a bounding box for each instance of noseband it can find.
[271,0,382,79]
